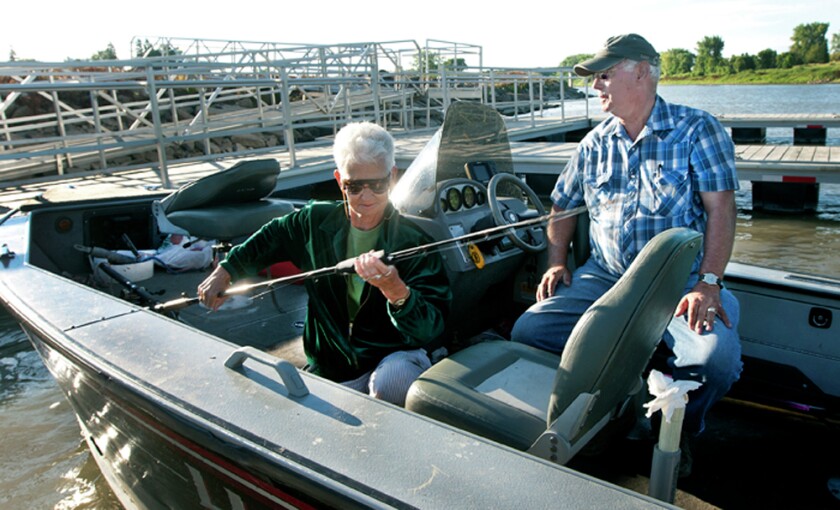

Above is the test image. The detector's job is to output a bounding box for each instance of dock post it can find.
[752,179,819,214]
[730,127,766,144]
[794,125,827,145]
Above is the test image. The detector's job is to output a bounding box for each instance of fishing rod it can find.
[151,205,587,313]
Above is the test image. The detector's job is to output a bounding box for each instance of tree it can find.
[694,36,726,76]
[831,31,840,61]
[730,53,756,73]
[412,49,441,74]
[660,49,695,76]
[9,48,16,61]
[91,43,118,61]
[135,38,181,58]
[559,54,593,68]
[777,51,802,69]
[443,58,467,71]
[756,48,778,69]
[790,22,829,64]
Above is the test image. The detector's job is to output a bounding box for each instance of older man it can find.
[511,34,742,475]
[199,122,451,406]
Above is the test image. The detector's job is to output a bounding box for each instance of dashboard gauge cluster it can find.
[440,183,486,213]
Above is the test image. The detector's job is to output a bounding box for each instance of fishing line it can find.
[152,205,586,313]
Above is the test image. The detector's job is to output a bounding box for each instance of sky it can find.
[2,0,838,67]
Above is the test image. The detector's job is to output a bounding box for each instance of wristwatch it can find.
[699,272,723,288]
[391,288,411,308]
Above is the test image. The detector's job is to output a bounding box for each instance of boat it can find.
[0,102,838,509]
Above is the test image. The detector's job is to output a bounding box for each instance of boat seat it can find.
[152,159,294,240]
[405,227,702,463]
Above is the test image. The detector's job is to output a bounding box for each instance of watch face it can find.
[701,273,720,285]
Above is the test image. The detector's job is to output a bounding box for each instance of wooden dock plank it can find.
[813,146,831,162]
[798,146,816,162]
[781,146,803,162]
[749,145,776,161]
[736,145,762,160]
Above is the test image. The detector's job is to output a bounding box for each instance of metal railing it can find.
[1,38,582,187]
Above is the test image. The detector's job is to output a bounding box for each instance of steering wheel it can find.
[487,173,547,253]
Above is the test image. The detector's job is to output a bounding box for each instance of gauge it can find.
[476,190,486,206]
[440,197,449,212]
[447,187,462,211]
[463,186,476,208]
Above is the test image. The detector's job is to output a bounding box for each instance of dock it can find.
[2,114,839,213]
[2,39,839,213]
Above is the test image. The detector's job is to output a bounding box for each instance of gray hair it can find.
[333,122,395,176]
[621,59,661,84]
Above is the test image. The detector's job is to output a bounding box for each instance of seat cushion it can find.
[406,340,559,451]
[166,198,294,240]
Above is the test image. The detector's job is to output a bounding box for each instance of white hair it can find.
[621,59,661,84]
[332,122,395,176]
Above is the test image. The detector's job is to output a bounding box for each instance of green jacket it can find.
[221,201,451,382]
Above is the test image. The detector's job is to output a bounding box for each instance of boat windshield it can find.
[390,102,514,217]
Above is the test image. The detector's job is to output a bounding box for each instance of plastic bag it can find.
[154,235,215,272]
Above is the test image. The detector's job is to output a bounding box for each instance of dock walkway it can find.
[2,115,840,211]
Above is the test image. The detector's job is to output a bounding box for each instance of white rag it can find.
[643,369,703,423]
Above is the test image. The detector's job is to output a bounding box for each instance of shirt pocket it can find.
[642,142,691,216]
[583,165,623,219]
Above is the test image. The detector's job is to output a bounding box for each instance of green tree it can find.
[135,38,181,58]
[443,58,467,71]
[559,53,594,68]
[777,51,802,68]
[830,31,840,61]
[694,36,726,76]
[91,43,118,60]
[790,22,829,64]
[756,48,778,69]
[412,49,441,74]
[730,53,756,73]
[660,48,695,76]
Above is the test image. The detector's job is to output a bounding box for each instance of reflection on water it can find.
[0,312,121,509]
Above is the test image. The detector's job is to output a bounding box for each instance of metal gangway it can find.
[1,37,583,187]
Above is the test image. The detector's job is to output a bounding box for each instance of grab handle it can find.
[224,347,309,398]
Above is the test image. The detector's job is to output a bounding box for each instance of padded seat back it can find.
[153,159,294,240]
[548,227,702,438]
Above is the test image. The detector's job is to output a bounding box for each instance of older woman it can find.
[198,122,451,406]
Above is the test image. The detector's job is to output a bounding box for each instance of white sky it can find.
[2,0,838,67]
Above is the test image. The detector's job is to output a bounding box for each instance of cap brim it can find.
[573,55,623,77]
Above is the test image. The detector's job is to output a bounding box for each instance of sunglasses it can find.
[342,176,391,195]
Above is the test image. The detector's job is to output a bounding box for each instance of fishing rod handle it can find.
[335,250,394,274]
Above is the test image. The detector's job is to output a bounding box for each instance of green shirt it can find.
[345,224,382,319]
[220,201,451,382]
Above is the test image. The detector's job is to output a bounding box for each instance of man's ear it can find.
[334,169,343,186]
[637,61,651,80]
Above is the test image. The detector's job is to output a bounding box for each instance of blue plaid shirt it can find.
[551,96,738,276]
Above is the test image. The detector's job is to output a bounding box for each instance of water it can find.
[2,84,840,509]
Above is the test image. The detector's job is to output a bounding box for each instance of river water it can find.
[1,84,840,509]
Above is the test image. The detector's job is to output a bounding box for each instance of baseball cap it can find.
[573,34,660,76]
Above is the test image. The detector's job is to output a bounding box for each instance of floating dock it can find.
[2,114,838,213]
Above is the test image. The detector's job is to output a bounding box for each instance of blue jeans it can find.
[341,349,431,407]
[510,258,743,436]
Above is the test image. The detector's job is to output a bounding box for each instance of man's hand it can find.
[197,265,232,311]
[674,283,732,334]
[537,265,572,302]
